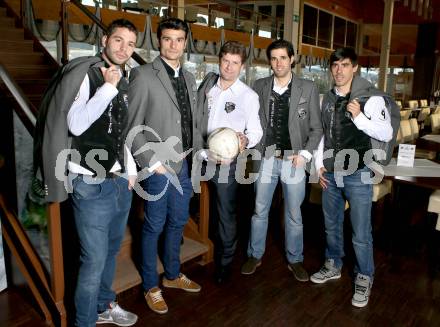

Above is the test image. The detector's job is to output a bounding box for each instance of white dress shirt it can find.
[207,78,263,148]
[314,90,393,171]
[67,73,137,176]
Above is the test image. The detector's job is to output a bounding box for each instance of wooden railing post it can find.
[47,202,66,327]
[61,0,69,65]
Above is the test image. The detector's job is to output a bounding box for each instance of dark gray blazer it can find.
[127,57,203,173]
[253,74,323,163]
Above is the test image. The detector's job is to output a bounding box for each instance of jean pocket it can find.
[73,178,103,200]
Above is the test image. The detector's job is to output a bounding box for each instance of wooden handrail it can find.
[0,64,36,135]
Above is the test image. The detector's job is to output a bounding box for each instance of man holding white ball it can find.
[197,41,263,284]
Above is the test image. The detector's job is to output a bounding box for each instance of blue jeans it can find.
[322,166,374,277]
[247,158,306,263]
[70,175,132,327]
[140,160,192,291]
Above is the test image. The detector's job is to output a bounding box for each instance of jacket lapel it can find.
[153,57,179,109]
[183,70,197,114]
[262,77,273,123]
[289,76,302,126]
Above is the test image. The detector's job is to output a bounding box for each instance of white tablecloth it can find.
[382,158,440,177]
[421,134,440,143]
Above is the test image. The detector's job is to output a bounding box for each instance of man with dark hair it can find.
[34,18,139,326]
[196,40,263,284]
[128,17,202,314]
[311,47,393,308]
[241,39,322,281]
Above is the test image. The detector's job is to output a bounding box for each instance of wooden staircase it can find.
[0,0,213,298]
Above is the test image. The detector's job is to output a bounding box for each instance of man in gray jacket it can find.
[241,40,322,281]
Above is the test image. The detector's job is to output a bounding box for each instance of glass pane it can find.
[317,10,332,49]
[333,16,345,49]
[302,5,317,45]
[346,21,357,48]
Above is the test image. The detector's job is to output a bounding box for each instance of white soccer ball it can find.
[208,127,240,161]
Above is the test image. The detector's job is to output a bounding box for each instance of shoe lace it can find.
[150,290,164,304]
[179,273,192,286]
[109,303,128,319]
[354,276,369,295]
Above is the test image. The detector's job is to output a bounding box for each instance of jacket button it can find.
[177,120,180,124]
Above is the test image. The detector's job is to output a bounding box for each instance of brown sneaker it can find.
[145,287,168,314]
[162,273,201,293]
[241,257,262,275]
[288,262,309,282]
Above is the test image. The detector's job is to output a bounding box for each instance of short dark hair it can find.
[266,39,295,67]
[219,41,247,64]
[106,19,138,37]
[330,47,358,66]
[157,17,189,40]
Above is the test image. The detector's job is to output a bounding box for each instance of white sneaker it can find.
[351,274,372,308]
[97,301,138,326]
[310,259,342,284]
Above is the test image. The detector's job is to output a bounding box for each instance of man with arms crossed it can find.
[197,41,263,283]
[128,18,202,314]
[241,39,322,281]
[311,47,392,308]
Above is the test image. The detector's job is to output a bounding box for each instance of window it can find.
[317,10,332,48]
[302,5,318,45]
[302,4,357,50]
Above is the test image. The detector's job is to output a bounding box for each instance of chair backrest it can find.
[420,99,429,107]
[417,107,431,122]
[409,118,419,139]
[435,106,440,114]
[431,114,440,133]
[396,127,402,144]
[400,119,413,142]
[408,100,419,109]
[396,100,402,108]
[400,109,411,120]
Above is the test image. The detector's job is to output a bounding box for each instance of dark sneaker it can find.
[162,273,201,292]
[287,262,309,282]
[351,274,372,308]
[241,257,262,275]
[310,259,341,284]
[96,301,138,326]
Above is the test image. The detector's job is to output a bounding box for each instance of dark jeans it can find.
[70,175,132,327]
[140,160,192,291]
[207,161,238,267]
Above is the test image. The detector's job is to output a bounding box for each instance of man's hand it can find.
[347,98,361,118]
[128,175,137,190]
[100,65,121,87]
[154,164,168,175]
[318,167,329,189]
[288,154,306,168]
[237,132,248,152]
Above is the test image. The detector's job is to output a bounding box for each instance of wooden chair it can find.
[395,100,402,109]
[407,100,419,109]
[428,190,440,231]
[419,99,429,107]
[400,120,413,143]
[400,110,411,120]
[431,114,440,133]
[417,107,431,124]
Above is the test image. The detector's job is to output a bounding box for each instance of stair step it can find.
[16,79,50,95]
[1,39,33,52]
[0,16,15,27]
[113,237,209,294]
[0,52,46,65]
[5,64,55,79]
[0,27,24,40]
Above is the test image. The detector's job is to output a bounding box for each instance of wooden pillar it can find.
[378,0,394,92]
[284,0,301,74]
[271,5,277,39]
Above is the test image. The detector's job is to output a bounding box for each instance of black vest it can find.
[265,84,292,155]
[71,67,129,176]
[162,59,193,152]
[322,91,371,172]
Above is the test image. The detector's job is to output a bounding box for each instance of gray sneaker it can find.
[351,274,372,308]
[241,257,262,275]
[310,259,341,284]
[97,301,138,326]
